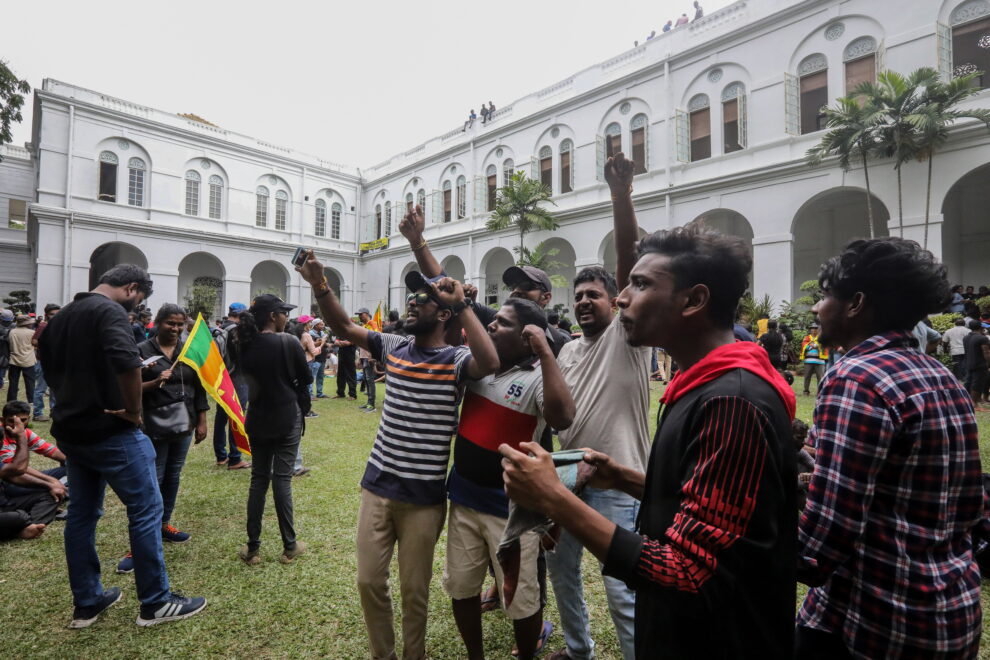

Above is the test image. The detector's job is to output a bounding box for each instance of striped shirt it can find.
[360,331,472,505]
[1,429,58,464]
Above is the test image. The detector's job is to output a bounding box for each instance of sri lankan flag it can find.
[176,314,251,456]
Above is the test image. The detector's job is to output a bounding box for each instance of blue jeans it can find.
[152,433,192,524]
[546,487,639,660]
[309,361,325,396]
[33,362,54,417]
[59,428,171,607]
[213,380,247,463]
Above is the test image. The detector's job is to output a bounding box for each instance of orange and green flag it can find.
[370,301,383,332]
[176,314,250,456]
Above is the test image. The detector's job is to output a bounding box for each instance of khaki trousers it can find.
[356,488,445,660]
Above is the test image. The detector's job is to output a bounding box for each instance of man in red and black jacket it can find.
[501,223,797,659]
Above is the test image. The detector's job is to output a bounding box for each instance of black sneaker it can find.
[69,587,122,629]
[136,592,207,627]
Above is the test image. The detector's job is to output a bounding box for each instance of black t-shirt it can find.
[237,332,312,440]
[39,292,144,442]
[759,331,784,362]
[964,332,990,370]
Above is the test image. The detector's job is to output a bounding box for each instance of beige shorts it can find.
[442,502,541,620]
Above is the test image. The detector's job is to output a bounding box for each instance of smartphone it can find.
[141,355,164,367]
[291,246,308,268]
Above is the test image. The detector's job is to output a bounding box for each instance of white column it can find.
[752,233,793,306]
[147,269,179,315]
[225,276,252,308]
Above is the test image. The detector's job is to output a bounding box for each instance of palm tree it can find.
[515,239,569,289]
[486,170,558,261]
[806,96,885,238]
[859,69,935,236]
[905,70,990,248]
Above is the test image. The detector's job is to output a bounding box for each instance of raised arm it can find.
[432,277,499,379]
[522,324,575,430]
[399,205,443,278]
[604,151,639,291]
[296,250,371,351]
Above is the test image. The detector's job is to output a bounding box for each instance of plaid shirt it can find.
[797,331,984,658]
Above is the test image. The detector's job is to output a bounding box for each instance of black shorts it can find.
[966,369,988,395]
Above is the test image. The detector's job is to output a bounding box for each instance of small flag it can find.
[175,314,251,456]
[370,301,383,332]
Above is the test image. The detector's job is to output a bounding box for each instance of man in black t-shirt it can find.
[39,264,207,629]
[963,320,990,407]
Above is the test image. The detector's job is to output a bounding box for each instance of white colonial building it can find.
[2,0,990,316]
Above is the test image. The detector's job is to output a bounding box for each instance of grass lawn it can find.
[1,377,987,659]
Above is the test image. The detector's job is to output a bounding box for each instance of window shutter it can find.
[936,22,953,80]
[876,40,886,74]
[784,72,800,135]
[473,175,485,215]
[432,190,443,224]
[595,135,605,181]
[675,110,690,162]
[530,157,539,180]
[737,92,748,148]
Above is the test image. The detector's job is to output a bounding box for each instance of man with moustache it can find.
[500,223,797,659]
[298,250,499,660]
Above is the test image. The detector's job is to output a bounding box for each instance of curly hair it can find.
[817,237,951,333]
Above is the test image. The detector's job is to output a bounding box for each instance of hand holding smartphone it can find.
[291,246,308,268]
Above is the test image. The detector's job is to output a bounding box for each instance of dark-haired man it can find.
[31,303,60,421]
[537,153,651,660]
[963,319,990,408]
[299,250,498,660]
[39,263,207,629]
[211,302,250,469]
[445,297,574,660]
[798,238,984,658]
[501,221,797,659]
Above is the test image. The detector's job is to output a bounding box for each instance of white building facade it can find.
[3,0,990,316]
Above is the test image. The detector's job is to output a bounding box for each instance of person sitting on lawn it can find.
[444,297,574,660]
[1,408,65,541]
[1,400,67,477]
[298,249,499,660]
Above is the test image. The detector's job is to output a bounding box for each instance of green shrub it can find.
[928,313,961,334]
[976,296,990,316]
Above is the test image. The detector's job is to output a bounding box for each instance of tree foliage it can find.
[0,61,30,161]
[3,289,33,314]
[486,171,558,260]
[514,240,569,289]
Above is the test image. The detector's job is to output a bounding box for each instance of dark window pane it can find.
[487,175,497,211]
[631,128,647,173]
[953,17,990,89]
[560,152,572,193]
[540,157,553,192]
[443,189,451,223]
[800,71,828,134]
[99,162,117,202]
[845,55,875,94]
[723,99,741,153]
[690,108,711,161]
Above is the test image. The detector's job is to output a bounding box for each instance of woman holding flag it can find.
[229,294,312,566]
[117,304,210,574]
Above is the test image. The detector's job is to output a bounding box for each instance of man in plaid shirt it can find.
[797,238,985,659]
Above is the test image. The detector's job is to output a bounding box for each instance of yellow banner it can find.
[360,237,389,252]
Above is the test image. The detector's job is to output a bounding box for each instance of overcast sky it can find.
[5,0,734,169]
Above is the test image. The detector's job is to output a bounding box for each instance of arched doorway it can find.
[441,255,467,284]
[88,242,148,289]
[791,188,890,298]
[942,164,990,288]
[598,227,648,278]
[537,237,577,311]
[178,252,225,321]
[311,267,344,316]
[250,261,289,300]
[481,247,515,307]
[691,209,755,288]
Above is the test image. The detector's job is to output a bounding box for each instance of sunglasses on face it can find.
[406,292,434,305]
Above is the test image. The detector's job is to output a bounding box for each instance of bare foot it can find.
[18,523,46,539]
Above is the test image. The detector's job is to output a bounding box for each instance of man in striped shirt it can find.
[299,251,499,660]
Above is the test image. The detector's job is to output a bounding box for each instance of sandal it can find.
[511,620,553,657]
[480,584,500,613]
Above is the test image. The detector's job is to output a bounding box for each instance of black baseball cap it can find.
[503,266,552,293]
[252,293,296,314]
[404,271,449,308]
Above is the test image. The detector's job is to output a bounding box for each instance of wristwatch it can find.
[449,300,468,317]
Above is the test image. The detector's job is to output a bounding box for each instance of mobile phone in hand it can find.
[291,246,308,268]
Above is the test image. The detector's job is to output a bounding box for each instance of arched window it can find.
[442,180,452,223]
[385,201,392,235]
[406,192,414,213]
[98,151,118,202]
[722,83,746,153]
[274,190,288,230]
[374,203,382,237]
[184,170,201,216]
[315,199,327,237]
[456,176,467,219]
[688,95,711,161]
[945,2,990,88]
[417,189,426,213]
[630,114,648,173]
[486,164,498,211]
[208,175,224,219]
[503,159,515,185]
[538,146,553,193]
[559,140,573,193]
[331,202,342,239]
[604,122,622,155]
[127,157,146,207]
[844,37,878,93]
[255,186,269,227]
[798,54,828,134]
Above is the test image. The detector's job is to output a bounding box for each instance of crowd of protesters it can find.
[0,147,987,658]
